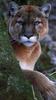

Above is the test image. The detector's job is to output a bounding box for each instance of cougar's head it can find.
[8,2,51,47]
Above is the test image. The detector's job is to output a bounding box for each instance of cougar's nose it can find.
[24,32,33,38]
[23,25,34,38]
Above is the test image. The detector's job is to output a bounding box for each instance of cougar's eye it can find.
[34,21,41,25]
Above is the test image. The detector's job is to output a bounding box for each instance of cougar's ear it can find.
[4,1,21,25]
[41,3,51,17]
[8,1,19,16]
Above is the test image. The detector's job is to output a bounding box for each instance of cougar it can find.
[4,2,56,100]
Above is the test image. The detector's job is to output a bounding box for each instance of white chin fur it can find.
[23,42,35,47]
[29,36,37,42]
[20,36,37,47]
[20,36,28,42]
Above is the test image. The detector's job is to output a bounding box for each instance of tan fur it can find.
[12,42,41,70]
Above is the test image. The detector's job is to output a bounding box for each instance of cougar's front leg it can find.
[23,70,56,100]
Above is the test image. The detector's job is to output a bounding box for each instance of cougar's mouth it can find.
[19,36,38,47]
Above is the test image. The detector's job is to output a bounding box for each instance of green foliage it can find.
[26,0,48,5]
[15,0,48,5]
[0,0,48,5]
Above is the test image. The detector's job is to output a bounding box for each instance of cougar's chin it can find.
[23,41,35,47]
[19,36,37,47]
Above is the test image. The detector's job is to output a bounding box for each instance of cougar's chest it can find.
[12,42,41,70]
